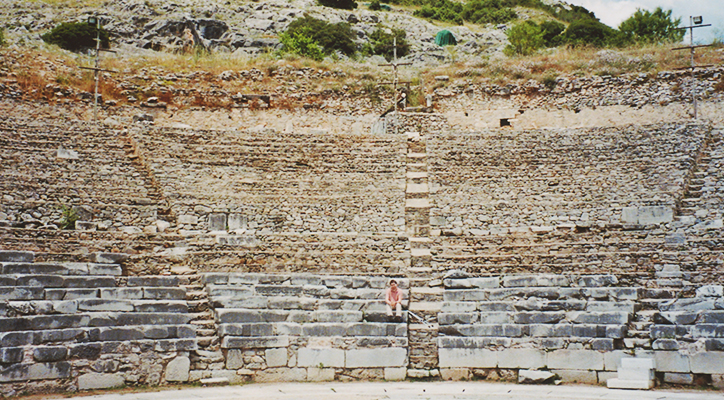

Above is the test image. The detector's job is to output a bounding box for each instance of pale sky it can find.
[565,0,722,43]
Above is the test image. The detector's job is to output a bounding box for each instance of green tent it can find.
[435,30,457,46]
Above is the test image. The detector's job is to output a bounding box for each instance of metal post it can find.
[93,16,100,122]
[690,17,697,119]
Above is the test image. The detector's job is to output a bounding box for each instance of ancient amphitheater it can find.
[1,101,724,396]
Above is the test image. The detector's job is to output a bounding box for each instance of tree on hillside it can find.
[618,7,684,44]
[504,21,544,56]
[563,18,623,48]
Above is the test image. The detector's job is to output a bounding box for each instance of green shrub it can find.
[369,26,410,61]
[539,20,565,46]
[563,18,623,48]
[461,0,517,25]
[319,0,357,9]
[504,21,544,56]
[279,32,325,61]
[59,205,79,230]
[618,7,684,44]
[0,28,5,46]
[369,0,382,10]
[284,16,356,57]
[41,22,110,52]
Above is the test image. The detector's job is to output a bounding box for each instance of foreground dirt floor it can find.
[28,381,724,400]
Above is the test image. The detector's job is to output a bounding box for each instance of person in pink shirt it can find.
[385,279,403,318]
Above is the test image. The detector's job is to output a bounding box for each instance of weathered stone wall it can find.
[0,118,164,232]
[198,273,409,383]
[130,126,407,235]
[428,123,710,234]
[0,250,196,396]
[437,273,724,386]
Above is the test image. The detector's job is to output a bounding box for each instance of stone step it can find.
[407,163,427,173]
[406,183,429,193]
[409,301,443,313]
[407,153,427,160]
[406,199,431,209]
[411,248,432,257]
[407,172,428,179]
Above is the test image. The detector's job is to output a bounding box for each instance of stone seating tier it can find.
[0,251,196,391]
[0,119,162,229]
[427,123,709,232]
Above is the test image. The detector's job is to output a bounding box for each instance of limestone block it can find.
[578,275,618,287]
[143,287,186,300]
[222,336,290,349]
[713,374,724,390]
[216,309,263,323]
[443,290,488,302]
[690,352,724,374]
[78,299,134,312]
[518,370,556,384]
[619,358,655,381]
[569,311,630,325]
[701,311,724,324]
[529,324,572,337]
[0,347,23,364]
[440,368,470,381]
[0,362,71,382]
[477,301,515,311]
[0,251,34,263]
[266,348,288,367]
[78,372,125,390]
[307,367,335,381]
[550,369,597,384]
[257,285,304,297]
[664,373,694,385]
[99,328,145,341]
[384,367,407,381]
[697,285,724,298]
[314,310,363,323]
[165,356,190,382]
[226,349,244,369]
[438,312,477,325]
[514,312,565,324]
[622,206,673,225]
[503,275,569,288]
[218,323,274,337]
[547,350,603,370]
[478,312,513,324]
[32,346,67,362]
[652,339,679,350]
[100,288,143,300]
[298,348,344,368]
[497,349,546,369]
[301,323,348,337]
[439,348,497,368]
[177,215,198,225]
[441,302,477,312]
[346,348,407,368]
[208,213,227,231]
[228,214,247,230]
[255,368,306,382]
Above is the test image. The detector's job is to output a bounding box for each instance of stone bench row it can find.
[439,310,630,326]
[211,296,405,311]
[0,338,196,382]
[0,275,184,288]
[442,287,661,302]
[0,262,122,276]
[0,325,194,353]
[437,347,724,375]
[442,274,619,289]
[0,312,193,332]
[216,309,407,324]
[208,286,397,301]
[442,299,638,313]
[218,322,407,338]
[0,299,187,316]
[0,287,186,301]
[203,273,408,289]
